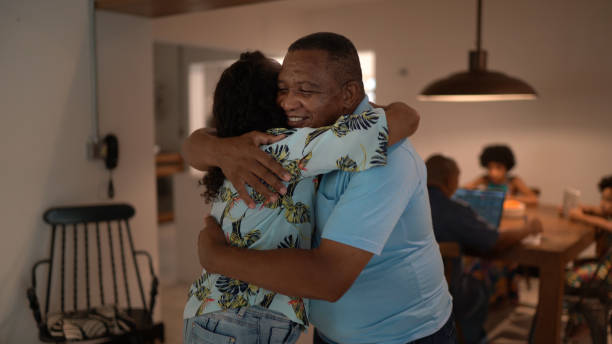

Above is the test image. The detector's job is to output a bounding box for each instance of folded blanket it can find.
[46,305,134,340]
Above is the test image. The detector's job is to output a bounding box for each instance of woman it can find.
[182,51,418,344]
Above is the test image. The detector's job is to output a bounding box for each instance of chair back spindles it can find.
[95,222,105,306]
[73,224,78,312]
[107,221,119,306]
[118,221,131,309]
[60,225,66,313]
[84,223,91,310]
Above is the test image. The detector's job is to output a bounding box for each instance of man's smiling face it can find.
[277,49,345,128]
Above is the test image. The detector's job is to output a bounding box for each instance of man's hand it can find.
[527,218,543,234]
[216,132,292,208]
[183,129,292,208]
[198,216,227,272]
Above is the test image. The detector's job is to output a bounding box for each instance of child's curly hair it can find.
[479,144,516,171]
[598,175,612,192]
[202,51,288,202]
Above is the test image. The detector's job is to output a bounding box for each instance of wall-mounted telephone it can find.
[102,134,118,198]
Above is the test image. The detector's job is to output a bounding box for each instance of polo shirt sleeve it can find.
[319,142,416,255]
[261,108,389,180]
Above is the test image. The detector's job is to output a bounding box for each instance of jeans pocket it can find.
[269,324,301,344]
[189,318,235,344]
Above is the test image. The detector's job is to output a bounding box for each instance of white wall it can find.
[153,0,612,205]
[0,1,158,342]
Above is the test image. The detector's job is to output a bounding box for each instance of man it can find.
[184,33,454,343]
[425,154,542,344]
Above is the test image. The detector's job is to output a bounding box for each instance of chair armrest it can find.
[28,259,50,328]
[134,250,159,315]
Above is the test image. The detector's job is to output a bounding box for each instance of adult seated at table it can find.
[464,144,539,206]
[426,154,542,344]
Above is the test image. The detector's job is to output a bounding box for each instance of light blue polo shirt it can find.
[310,97,453,344]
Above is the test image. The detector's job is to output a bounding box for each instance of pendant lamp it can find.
[418,0,537,102]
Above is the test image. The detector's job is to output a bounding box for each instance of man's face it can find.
[277,49,345,128]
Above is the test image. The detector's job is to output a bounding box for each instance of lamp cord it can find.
[476,0,482,52]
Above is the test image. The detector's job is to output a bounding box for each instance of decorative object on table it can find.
[503,199,526,218]
[562,187,581,218]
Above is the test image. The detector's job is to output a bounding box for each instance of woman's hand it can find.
[568,207,585,221]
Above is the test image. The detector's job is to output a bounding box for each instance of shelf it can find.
[158,211,174,224]
[156,152,184,178]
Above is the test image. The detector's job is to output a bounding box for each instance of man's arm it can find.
[371,102,420,145]
[493,218,542,251]
[181,129,291,208]
[199,218,372,302]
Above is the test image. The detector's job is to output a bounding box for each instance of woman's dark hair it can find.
[599,175,612,192]
[202,51,287,202]
[479,144,516,171]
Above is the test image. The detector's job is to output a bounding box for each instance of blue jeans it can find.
[407,314,456,344]
[184,306,302,344]
[313,313,456,344]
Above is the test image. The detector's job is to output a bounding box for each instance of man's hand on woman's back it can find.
[182,129,291,208]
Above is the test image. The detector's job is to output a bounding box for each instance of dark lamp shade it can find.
[418,70,538,102]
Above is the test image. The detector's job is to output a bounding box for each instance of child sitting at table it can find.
[464,144,539,206]
[566,175,612,289]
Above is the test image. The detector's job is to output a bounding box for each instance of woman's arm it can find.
[510,177,539,206]
[371,102,420,145]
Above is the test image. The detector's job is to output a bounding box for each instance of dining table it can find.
[492,204,597,343]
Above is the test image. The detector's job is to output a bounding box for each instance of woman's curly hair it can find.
[479,144,516,171]
[599,175,612,192]
[202,51,288,202]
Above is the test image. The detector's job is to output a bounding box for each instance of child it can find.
[566,175,612,288]
[182,51,418,344]
[464,144,539,206]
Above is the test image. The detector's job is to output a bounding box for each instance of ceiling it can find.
[95,0,284,17]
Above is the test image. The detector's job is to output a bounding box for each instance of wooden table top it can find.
[495,205,596,265]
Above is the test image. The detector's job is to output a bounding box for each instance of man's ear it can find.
[341,80,363,112]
